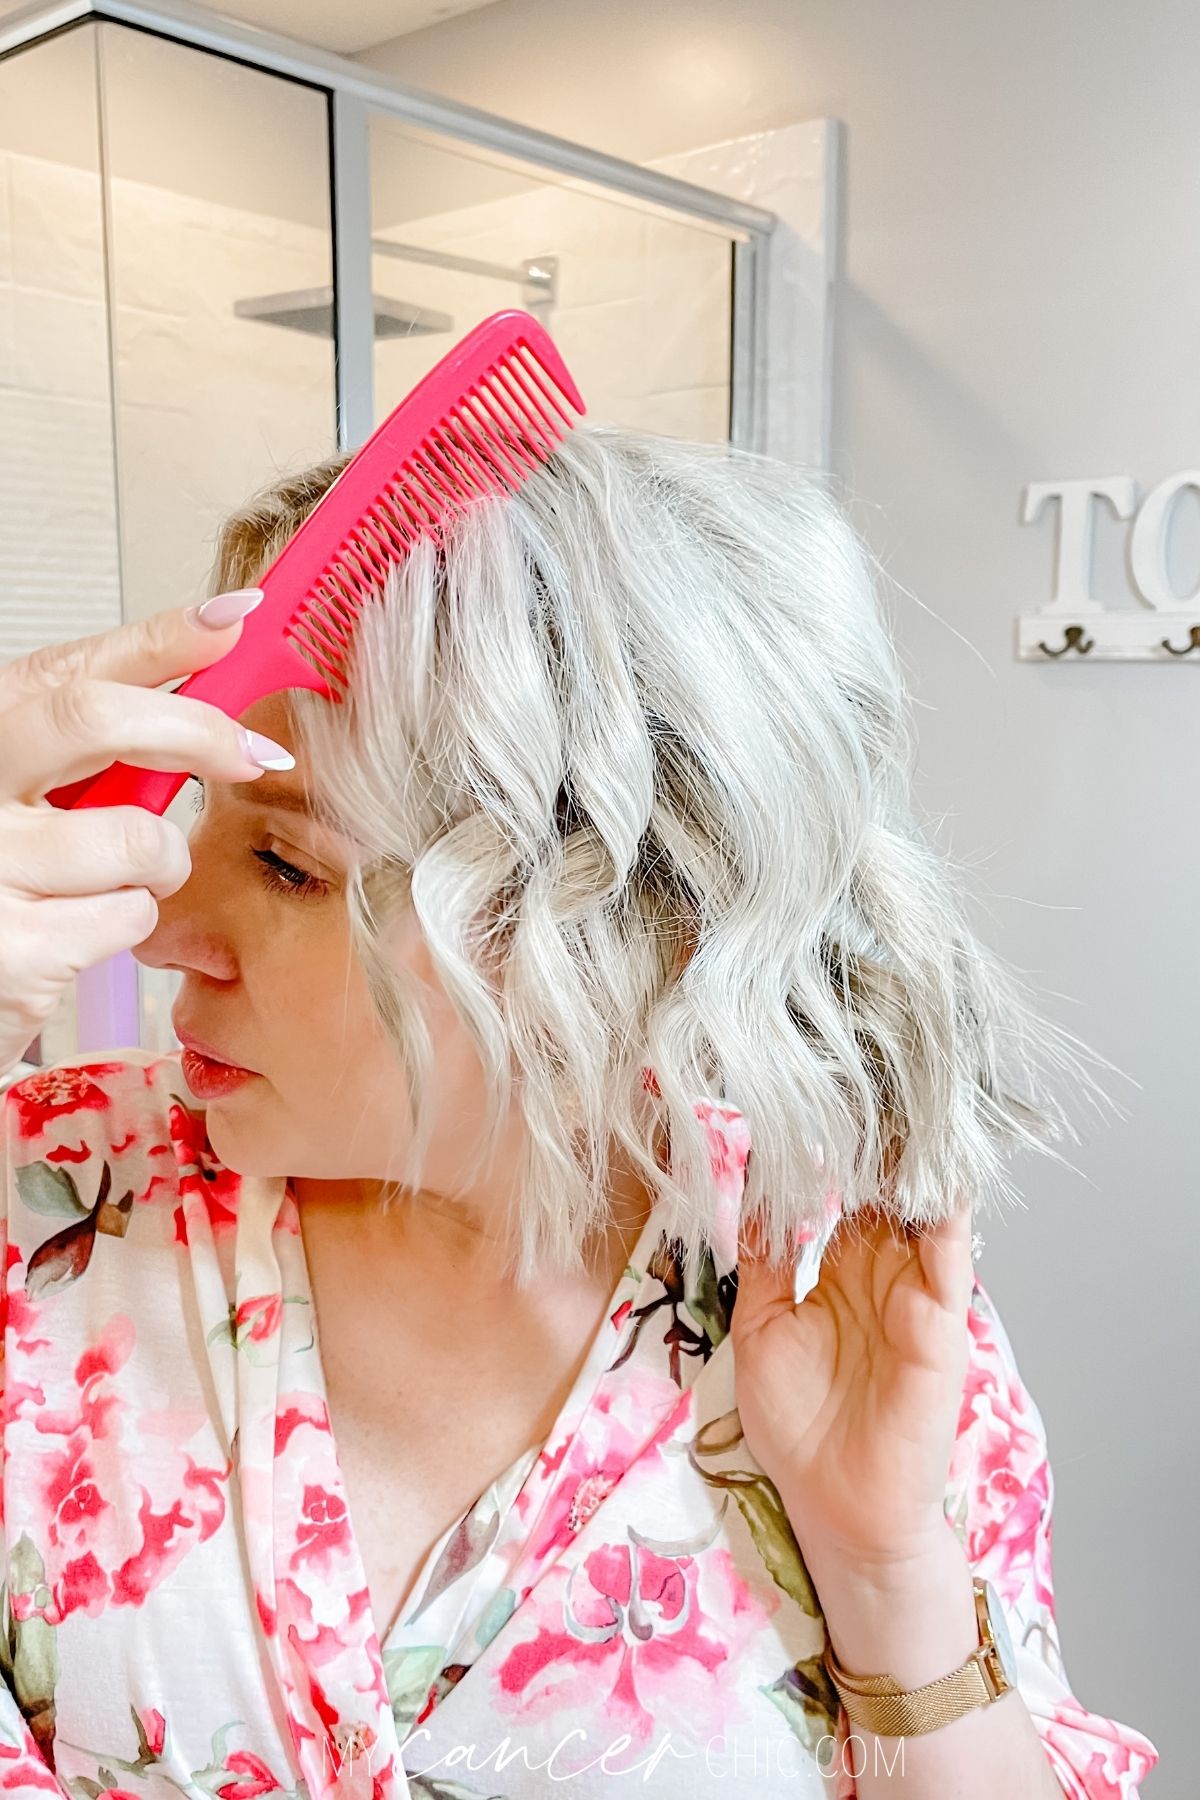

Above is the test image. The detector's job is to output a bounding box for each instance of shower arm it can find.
[371,237,556,302]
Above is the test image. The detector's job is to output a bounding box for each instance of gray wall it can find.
[363,3,1197,1790]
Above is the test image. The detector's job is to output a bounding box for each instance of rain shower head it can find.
[233,286,453,338]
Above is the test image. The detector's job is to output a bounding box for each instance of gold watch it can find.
[823,1578,1018,1737]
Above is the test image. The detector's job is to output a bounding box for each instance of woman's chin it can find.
[200,1100,280,1177]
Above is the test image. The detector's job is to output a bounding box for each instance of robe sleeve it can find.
[945,1274,1159,1799]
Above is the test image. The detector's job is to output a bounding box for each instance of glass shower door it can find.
[97,26,336,626]
[96,24,336,1056]
[368,117,736,443]
[0,20,336,1071]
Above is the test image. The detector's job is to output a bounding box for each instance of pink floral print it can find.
[495,1532,773,1746]
[0,1050,1159,1798]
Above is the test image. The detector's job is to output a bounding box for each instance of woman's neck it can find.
[287,1144,659,1296]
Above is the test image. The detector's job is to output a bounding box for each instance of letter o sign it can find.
[1130,470,1200,609]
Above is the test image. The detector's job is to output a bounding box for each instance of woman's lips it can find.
[180,1047,259,1099]
[172,1025,260,1100]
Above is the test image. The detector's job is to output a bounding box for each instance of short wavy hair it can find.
[211,422,1099,1284]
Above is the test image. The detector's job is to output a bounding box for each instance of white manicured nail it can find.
[238,727,295,771]
[187,588,264,630]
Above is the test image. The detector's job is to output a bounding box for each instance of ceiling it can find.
[0,0,504,57]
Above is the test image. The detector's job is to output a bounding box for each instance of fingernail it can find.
[187,588,264,630]
[238,727,295,771]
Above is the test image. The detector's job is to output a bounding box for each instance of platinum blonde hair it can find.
[212,422,1100,1285]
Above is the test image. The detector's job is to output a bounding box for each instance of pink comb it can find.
[46,309,585,817]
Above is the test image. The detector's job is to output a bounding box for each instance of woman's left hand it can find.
[730,1197,977,1578]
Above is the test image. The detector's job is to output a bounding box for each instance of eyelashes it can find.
[184,775,328,902]
[251,848,328,900]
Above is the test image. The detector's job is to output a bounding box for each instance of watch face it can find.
[982,1580,1019,1686]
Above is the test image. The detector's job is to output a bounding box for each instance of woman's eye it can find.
[252,848,328,901]
[186,777,325,900]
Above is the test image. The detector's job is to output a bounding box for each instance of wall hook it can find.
[1037,625,1095,657]
[1161,626,1200,656]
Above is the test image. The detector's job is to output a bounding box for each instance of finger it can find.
[911,1199,975,1314]
[0,679,272,807]
[2,802,191,901]
[16,882,161,972]
[734,1207,801,1327]
[0,593,262,713]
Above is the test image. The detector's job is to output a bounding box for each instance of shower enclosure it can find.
[0,0,778,1072]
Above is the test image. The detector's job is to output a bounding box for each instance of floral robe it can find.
[0,1050,1158,1799]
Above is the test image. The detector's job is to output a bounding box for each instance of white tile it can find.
[0,158,12,289]
[0,283,14,384]
[198,321,333,419]
[637,385,732,445]
[551,297,649,413]
[643,222,733,391]
[112,306,195,409]
[532,188,647,311]
[0,387,120,661]
[11,288,110,400]
[8,154,106,301]
[111,206,202,315]
[114,402,220,620]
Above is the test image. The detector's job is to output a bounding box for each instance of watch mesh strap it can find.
[824,1647,999,1737]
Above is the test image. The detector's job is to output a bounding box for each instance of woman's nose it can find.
[131,842,239,982]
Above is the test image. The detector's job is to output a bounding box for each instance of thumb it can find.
[734,1207,801,1329]
[735,1188,846,1326]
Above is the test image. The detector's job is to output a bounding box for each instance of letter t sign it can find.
[1021,477,1137,616]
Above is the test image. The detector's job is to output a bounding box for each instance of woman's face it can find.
[132,692,521,1207]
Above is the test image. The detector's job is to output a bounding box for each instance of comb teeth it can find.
[284,336,580,697]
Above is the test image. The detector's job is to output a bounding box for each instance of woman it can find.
[0,425,1157,1798]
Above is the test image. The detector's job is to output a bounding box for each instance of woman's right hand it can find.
[0,590,290,1080]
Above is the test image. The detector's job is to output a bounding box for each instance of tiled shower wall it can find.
[1,148,734,668]
[0,148,334,658]
[371,174,732,445]
[0,153,122,659]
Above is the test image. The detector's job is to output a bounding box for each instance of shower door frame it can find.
[0,0,777,454]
